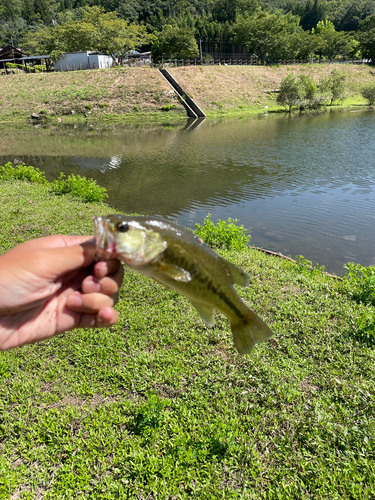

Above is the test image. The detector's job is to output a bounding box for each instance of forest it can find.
[0,0,375,62]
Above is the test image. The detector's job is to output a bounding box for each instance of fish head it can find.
[94,214,167,266]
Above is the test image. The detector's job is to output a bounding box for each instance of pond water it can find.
[1,108,375,275]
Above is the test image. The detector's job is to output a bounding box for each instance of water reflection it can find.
[1,109,375,275]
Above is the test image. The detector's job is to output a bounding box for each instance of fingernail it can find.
[89,278,101,292]
[68,294,83,308]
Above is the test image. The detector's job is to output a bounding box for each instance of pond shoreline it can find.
[1,64,373,126]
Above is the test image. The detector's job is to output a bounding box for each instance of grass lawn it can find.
[0,181,374,499]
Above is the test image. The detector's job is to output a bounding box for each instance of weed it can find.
[161,104,177,111]
[195,213,250,251]
[0,162,47,184]
[85,104,93,110]
[50,173,108,203]
[343,263,375,306]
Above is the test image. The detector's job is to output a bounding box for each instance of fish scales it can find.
[94,214,273,355]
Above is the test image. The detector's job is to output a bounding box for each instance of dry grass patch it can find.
[169,64,375,112]
[0,67,182,119]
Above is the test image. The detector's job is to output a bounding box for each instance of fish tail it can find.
[231,311,273,355]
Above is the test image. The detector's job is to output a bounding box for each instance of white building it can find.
[54,52,113,71]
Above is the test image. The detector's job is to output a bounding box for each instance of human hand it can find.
[0,235,124,350]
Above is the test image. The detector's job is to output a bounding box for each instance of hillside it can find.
[0,64,374,125]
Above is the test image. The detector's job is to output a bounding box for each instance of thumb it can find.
[38,240,97,278]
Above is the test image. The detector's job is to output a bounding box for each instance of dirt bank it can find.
[0,64,373,124]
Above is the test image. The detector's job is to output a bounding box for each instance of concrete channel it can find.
[159,68,206,119]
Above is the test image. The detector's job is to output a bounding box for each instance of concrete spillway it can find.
[159,68,206,118]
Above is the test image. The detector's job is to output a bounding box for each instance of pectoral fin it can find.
[158,262,191,283]
[190,300,215,326]
[219,257,250,287]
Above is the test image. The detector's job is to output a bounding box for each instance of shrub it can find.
[161,104,176,111]
[360,82,375,105]
[195,214,250,251]
[0,162,47,184]
[0,163,108,203]
[343,262,375,306]
[276,73,302,112]
[50,173,108,203]
[319,69,346,105]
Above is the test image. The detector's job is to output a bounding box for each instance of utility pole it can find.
[199,39,203,64]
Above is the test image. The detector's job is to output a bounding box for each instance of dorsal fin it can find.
[219,256,250,287]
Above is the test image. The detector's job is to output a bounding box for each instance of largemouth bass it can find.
[94,215,273,355]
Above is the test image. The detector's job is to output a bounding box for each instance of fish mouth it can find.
[93,216,117,257]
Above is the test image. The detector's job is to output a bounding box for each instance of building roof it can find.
[20,55,50,61]
[0,45,26,59]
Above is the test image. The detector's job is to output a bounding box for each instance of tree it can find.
[319,69,346,105]
[34,0,52,24]
[22,6,154,62]
[158,25,199,59]
[276,72,327,112]
[276,73,303,112]
[300,0,327,31]
[0,0,22,21]
[312,20,354,60]
[357,14,375,64]
[334,0,375,32]
[212,0,259,23]
[360,82,375,105]
[232,10,301,64]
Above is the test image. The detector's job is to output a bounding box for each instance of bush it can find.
[277,73,328,112]
[319,69,346,105]
[298,74,328,109]
[161,104,177,111]
[361,82,375,105]
[276,73,303,112]
[195,214,250,251]
[0,163,108,203]
[6,62,38,73]
[343,262,375,306]
[50,173,108,203]
[0,162,47,184]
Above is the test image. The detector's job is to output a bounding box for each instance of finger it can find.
[94,259,122,279]
[6,235,94,254]
[39,240,97,279]
[81,266,124,295]
[66,292,117,314]
[78,307,119,329]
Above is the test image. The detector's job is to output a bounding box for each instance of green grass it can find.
[0,181,375,499]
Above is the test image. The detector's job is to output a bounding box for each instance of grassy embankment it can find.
[0,64,374,125]
[0,177,375,498]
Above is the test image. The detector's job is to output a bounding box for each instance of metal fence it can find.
[153,57,370,67]
[123,57,371,68]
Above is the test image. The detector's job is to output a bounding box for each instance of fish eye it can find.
[117,221,129,233]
